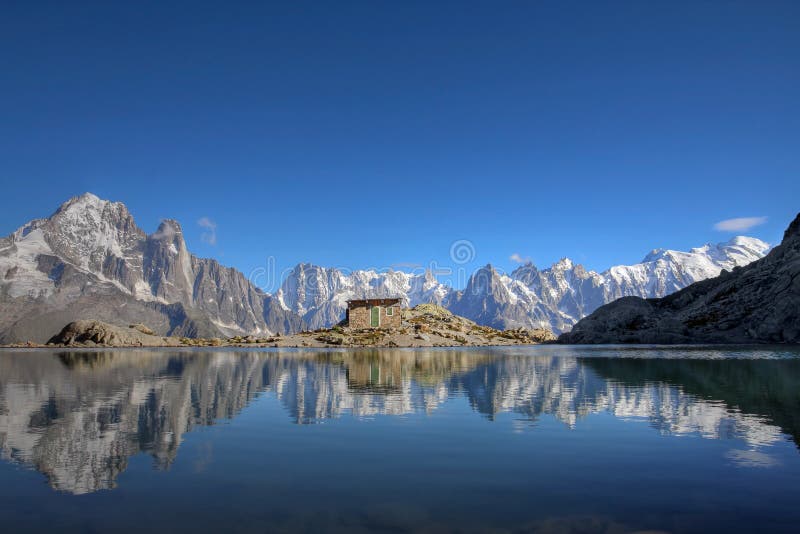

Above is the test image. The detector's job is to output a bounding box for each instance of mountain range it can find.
[0,193,770,342]
[277,238,769,333]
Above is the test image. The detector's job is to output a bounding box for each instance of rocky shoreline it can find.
[4,305,556,349]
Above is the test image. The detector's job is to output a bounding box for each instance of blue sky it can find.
[1,1,798,290]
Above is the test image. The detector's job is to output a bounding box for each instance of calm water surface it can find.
[1,346,799,533]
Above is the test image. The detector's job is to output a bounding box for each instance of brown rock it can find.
[48,320,182,347]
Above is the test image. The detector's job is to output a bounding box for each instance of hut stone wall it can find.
[347,299,401,329]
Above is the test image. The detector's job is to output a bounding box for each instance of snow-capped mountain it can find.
[0,193,770,341]
[0,193,303,342]
[278,237,769,333]
[450,235,770,332]
[560,212,800,344]
[276,264,448,329]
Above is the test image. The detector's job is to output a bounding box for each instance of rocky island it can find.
[34,304,556,349]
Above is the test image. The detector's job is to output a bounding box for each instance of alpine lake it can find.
[1,345,799,533]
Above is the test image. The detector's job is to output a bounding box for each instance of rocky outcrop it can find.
[33,304,555,348]
[270,304,556,348]
[560,213,800,344]
[129,323,155,335]
[48,320,182,347]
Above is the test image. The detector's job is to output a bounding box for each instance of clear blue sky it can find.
[1,1,798,290]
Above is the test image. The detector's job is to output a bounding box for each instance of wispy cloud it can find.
[197,217,217,245]
[151,221,177,240]
[509,253,531,264]
[713,216,767,232]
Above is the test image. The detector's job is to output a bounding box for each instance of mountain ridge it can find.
[559,212,800,344]
[0,193,304,342]
[0,193,771,341]
[278,236,769,333]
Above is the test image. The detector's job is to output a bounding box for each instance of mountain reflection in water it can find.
[0,348,797,495]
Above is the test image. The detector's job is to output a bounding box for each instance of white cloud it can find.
[509,253,531,264]
[197,217,217,245]
[713,216,767,232]
[151,220,177,240]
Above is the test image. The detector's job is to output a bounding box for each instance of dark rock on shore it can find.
[560,212,800,344]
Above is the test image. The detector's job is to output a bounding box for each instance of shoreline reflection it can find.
[0,349,797,494]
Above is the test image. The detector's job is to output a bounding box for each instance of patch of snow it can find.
[132,280,169,304]
[0,226,56,298]
[210,318,272,337]
[50,194,130,268]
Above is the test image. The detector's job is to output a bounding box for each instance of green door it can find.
[370,306,380,327]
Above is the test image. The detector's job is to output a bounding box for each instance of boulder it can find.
[129,323,156,335]
[48,320,181,347]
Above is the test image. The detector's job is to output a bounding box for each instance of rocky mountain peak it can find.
[149,219,189,255]
[52,193,132,226]
[553,257,574,270]
[151,219,183,240]
[727,235,766,248]
[423,268,438,284]
[782,212,800,242]
[510,261,538,276]
[43,193,143,272]
[55,192,104,211]
[0,194,304,342]
[642,248,666,262]
[479,263,497,274]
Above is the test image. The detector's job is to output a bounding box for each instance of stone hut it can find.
[346,298,402,329]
